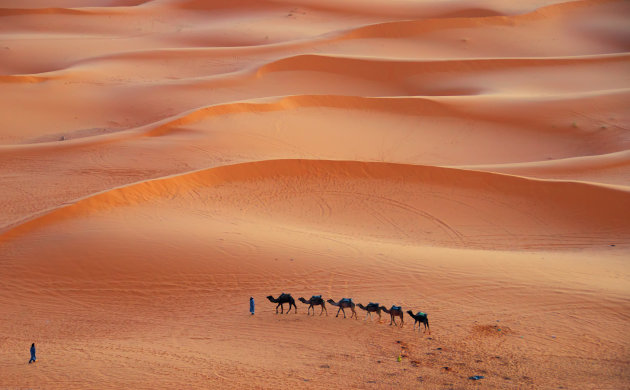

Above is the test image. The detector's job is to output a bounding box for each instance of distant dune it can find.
[1,0,629,388]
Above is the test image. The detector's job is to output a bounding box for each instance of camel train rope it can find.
[266,293,430,334]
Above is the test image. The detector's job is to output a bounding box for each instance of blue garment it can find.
[249,298,255,314]
[29,344,36,363]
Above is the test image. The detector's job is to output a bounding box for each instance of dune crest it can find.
[3,160,629,250]
[1,0,629,388]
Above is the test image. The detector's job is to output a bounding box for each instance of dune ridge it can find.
[0,74,55,84]
[257,52,630,80]
[1,0,629,388]
[0,0,151,7]
[4,0,627,78]
[1,86,627,233]
[338,0,628,39]
[460,150,630,182]
[3,88,627,151]
[3,159,628,248]
[0,8,89,16]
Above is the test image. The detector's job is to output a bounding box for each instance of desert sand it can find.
[1,0,629,388]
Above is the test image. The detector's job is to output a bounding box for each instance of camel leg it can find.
[365,312,370,321]
[336,307,341,317]
[400,315,404,328]
[378,312,382,323]
[276,303,280,314]
[341,307,346,318]
[293,302,298,313]
[320,305,326,316]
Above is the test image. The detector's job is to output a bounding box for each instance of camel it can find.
[406,311,430,334]
[357,302,383,322]
[298,295,328,316]
[266,293,297,314]
[327,298,357,319]
[381,305,404,327]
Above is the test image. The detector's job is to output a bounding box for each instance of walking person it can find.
[28,343,36,364]
[249,297,255,315]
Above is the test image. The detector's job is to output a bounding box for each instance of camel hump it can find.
[340,298,352,303]
[280,293,291,298]
[392,305,402,311]
[312,295,322,299]
[368,302,379,307]
[418,312,426,316]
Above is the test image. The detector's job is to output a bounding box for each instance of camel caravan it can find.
[266,293,430,335]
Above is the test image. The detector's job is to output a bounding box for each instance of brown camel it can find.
[266,293,297,314]
[298,295,328,316]
[327,298,357,319]
[381,305,404,327]
[357,302,383,322]
[406,311,430,334]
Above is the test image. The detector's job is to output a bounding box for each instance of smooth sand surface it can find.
[1,0,629,388]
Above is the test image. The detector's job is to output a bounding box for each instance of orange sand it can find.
[1,0,629,388]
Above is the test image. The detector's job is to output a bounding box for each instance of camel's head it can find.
[406,310,415,316]
[327,299,335,304]
[298,297,307,302]
[266,295,275,302]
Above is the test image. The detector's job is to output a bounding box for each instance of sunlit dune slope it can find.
[1,88,628,228]
[4,160,629,251]
[1,0,629,389]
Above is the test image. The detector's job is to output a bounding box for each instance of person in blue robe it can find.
[29,343,36,364]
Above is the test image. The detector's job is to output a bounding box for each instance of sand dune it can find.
[2,89,628,231]
[464,149,630,185]
[3,159,629,248]
[1,0,629,388]
[2,53,627,144]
